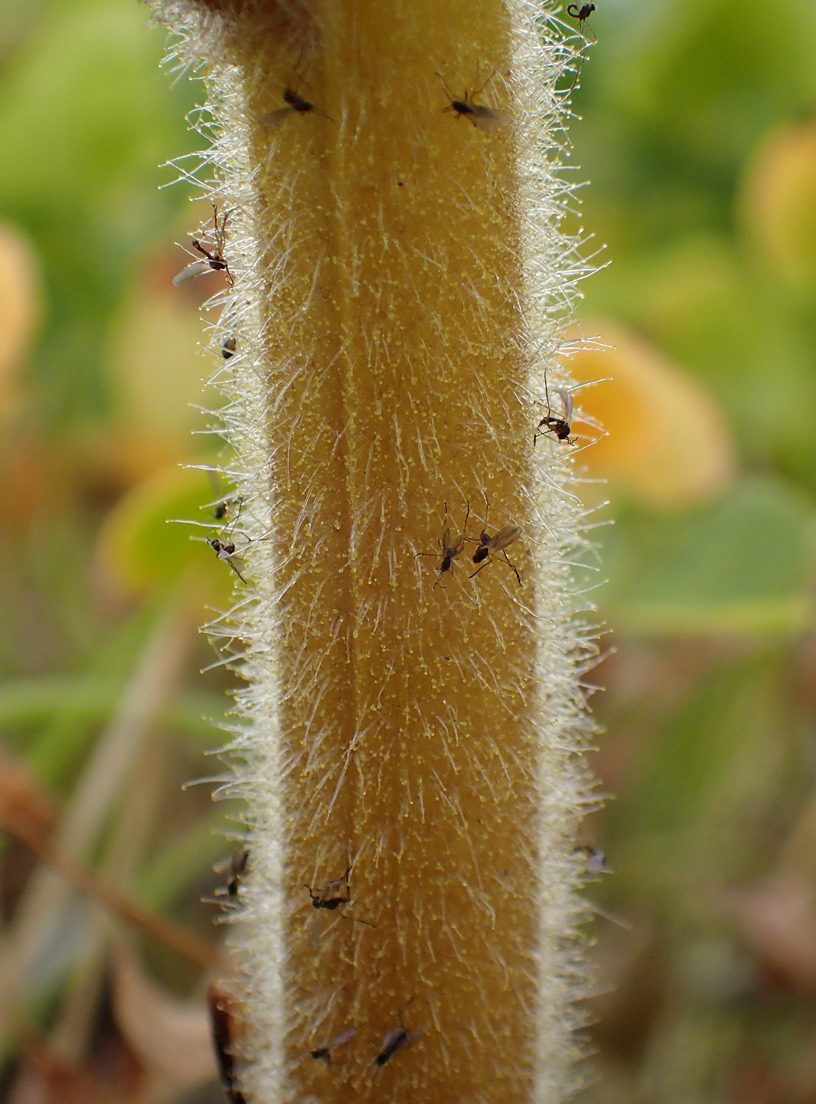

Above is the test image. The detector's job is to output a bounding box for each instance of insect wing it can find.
[469,104,510,131]
[172,258,214,286]
[224,553,247,584]
[375,1027,409,1066]
[552,386,574,425]
[490,526,521,553]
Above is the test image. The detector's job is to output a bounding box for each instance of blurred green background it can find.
[0,0,815,1101]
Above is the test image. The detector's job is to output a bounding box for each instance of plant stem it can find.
[151,2,599,1101]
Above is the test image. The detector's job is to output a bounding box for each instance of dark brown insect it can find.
[212,497,243,524]
[222,335,237,360]
[208,537,247,584]
[208,982,246,1104]
[373,998,418,1068]
[567,3,596,39]
[226,847,250,897]
[535,380,575,445]
[534,373,611,446]
[206,469,244,527]
[173,204,234,287]
[437,72,510,131]
[415,502,471,588]
[469,500,522,586]
[304,866,376,928]
[309,1026,357,1066]
[304,865,352,911]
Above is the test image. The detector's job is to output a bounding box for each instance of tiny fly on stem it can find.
[208,538,247,584]
[567,2,597,39]
[373,998,419,1068]
[304,866,352,911]
[304,866,376,928]
[536,381,575,445]
[437,71,510,131]
[415,502,471,589]
[173,204,234,287]
[309,1027,357,1066]
[469,498,522,586]
[534,372,611,447]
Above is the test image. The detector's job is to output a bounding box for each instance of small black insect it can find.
[534,372,611,447]
[303,866,376,928]
[415,502,471,589]
[173,204,234,287]
[309,1027,357,1066]
[437,72,510,131]
[208,537,247,584]
[567,3,597,40]
[226,847,250,897]
[208,983,246,1104]
[535,381,575,445]
[212,497,243,524]
[373,999,418,1068]
[469,499,522,586]
[304,865,352,911]
[222,335,237,360]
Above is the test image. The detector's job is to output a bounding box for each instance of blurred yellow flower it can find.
[740,118,816,287]
[0,223,41,420]
[566,321,737,508]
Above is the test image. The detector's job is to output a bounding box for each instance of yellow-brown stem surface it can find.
[199,1,564,1101]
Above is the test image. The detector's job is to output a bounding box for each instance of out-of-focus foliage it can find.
[0,0,814,1100]
[561,2,816,1101]
[0,2,236,1100]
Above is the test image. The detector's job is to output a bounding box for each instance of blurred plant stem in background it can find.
[0,592,195,1040]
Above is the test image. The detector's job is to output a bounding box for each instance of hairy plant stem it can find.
[151,2,600,1102]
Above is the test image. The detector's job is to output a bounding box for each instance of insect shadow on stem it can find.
[208,982,246,1104]
[260,85,333,128]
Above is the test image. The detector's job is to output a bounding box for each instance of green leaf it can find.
[600,478,816,634]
